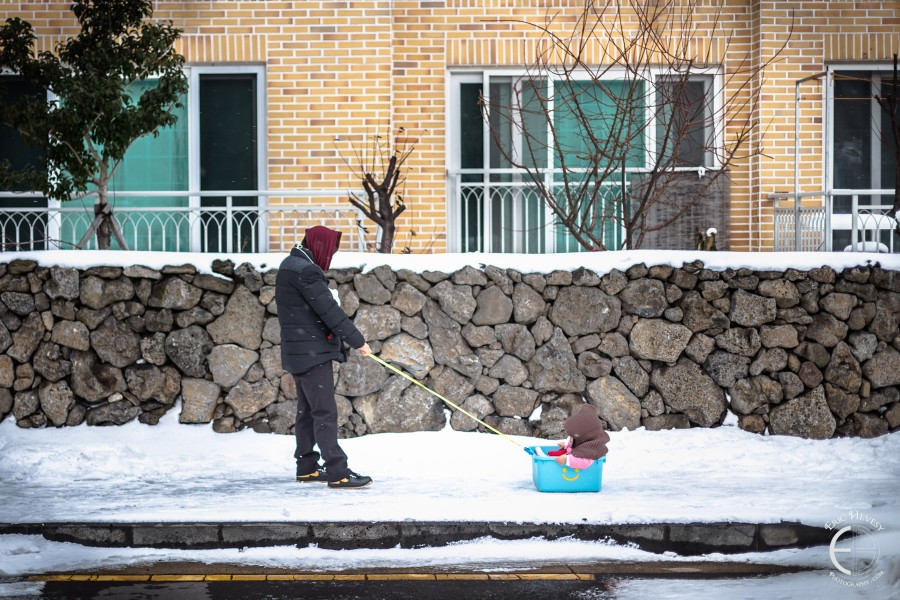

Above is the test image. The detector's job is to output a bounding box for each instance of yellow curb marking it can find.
[488,574,520,580]
[296,574,337,580]
[332,574,365,580]
[67,575,97,581]
[204,575,232,581]
[93,576,150,582]
[367,574,436,580]
[230,575,266,581]
[435,574,490,580]
[517,573,581,580]
[150,575,205,582]
[265,575,294,581]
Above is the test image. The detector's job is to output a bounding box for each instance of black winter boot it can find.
[296,466,328,483]
[328,470,372,489]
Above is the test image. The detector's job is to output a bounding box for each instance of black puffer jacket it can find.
[275,247,365,374]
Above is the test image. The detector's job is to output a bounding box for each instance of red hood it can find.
[303,225,342,271]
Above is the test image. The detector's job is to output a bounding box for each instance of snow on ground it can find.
[1,410,898,527]
[1,535,898,598]
[0,409,898,589]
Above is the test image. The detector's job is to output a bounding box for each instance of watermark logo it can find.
[825,510,884,588]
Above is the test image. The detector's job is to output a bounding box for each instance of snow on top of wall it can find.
[5,249,900,276]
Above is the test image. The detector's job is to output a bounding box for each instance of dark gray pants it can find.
[292,361,348,482]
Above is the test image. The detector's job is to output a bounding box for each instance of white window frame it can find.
[825,63,896,247]
[187,65,267,252]
[3,67,269,251]
[447,67,723,252]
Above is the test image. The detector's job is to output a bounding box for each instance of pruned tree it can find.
[338,127,416,253]
[874,53,900,238]
[481,0,792,251]
[0,0,187,249]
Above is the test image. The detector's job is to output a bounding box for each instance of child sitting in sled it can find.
[536,404,610,469]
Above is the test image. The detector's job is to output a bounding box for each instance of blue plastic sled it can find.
[525,446,606,493]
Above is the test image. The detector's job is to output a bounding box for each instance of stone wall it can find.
[1,257,898,439]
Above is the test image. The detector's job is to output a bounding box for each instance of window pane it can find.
[656,78,709,168]
[878,75,898,190]
[199,74,259,252]
[831,70,898,253]
[459,83,484,176]
[833,75,872,213]
[110,80,188,251]
[458,82,484,252]
[488,78,552,252]
[552,79,643,250]
[489,79,513,181]
[0,78,43,178]
[485,77,548,174]
[520,79,548,170]
[0,76,47,251]
[553,79,646,170]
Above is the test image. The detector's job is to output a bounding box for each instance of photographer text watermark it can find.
[825,510,884,588]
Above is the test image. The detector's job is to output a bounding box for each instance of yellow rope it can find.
[367,354,524,448]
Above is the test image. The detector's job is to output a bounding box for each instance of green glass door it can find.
[199,74,259,252]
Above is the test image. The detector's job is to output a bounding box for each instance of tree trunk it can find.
[95,181,111,250]
[378,220,396,253]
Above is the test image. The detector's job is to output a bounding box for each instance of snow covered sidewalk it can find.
[0,411,897,528]
[1,412,899,598]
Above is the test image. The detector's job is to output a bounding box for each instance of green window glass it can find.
[552,79,645,251]
[455,75,650,253]
[63,79,188,250]
[110,80,188,251]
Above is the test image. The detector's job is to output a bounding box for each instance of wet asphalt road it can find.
[10,579,620,600]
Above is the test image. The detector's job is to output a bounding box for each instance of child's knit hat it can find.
[564,404,610,460]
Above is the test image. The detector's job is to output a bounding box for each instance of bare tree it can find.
[481,0,791,251]
[337,127,417,253]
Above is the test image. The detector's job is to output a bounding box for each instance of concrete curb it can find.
[0,521,832,556]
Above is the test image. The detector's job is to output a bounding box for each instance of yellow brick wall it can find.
[754,1,899,251]
[1,1,898,253]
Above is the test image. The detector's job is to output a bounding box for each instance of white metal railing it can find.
[771,192,829,252]
[451,166,722,253]
[451,168,633,253]
[769,189,897,253]
[457,177,555,254]
[843,191,896,253]
[0,190,369,253]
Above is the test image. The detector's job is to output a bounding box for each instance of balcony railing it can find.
[450,167,727,252]
[770,189,897,253]
[451,168,632,254]
[0,190,368,253]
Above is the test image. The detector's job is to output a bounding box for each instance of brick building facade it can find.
[0,1,898,253]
